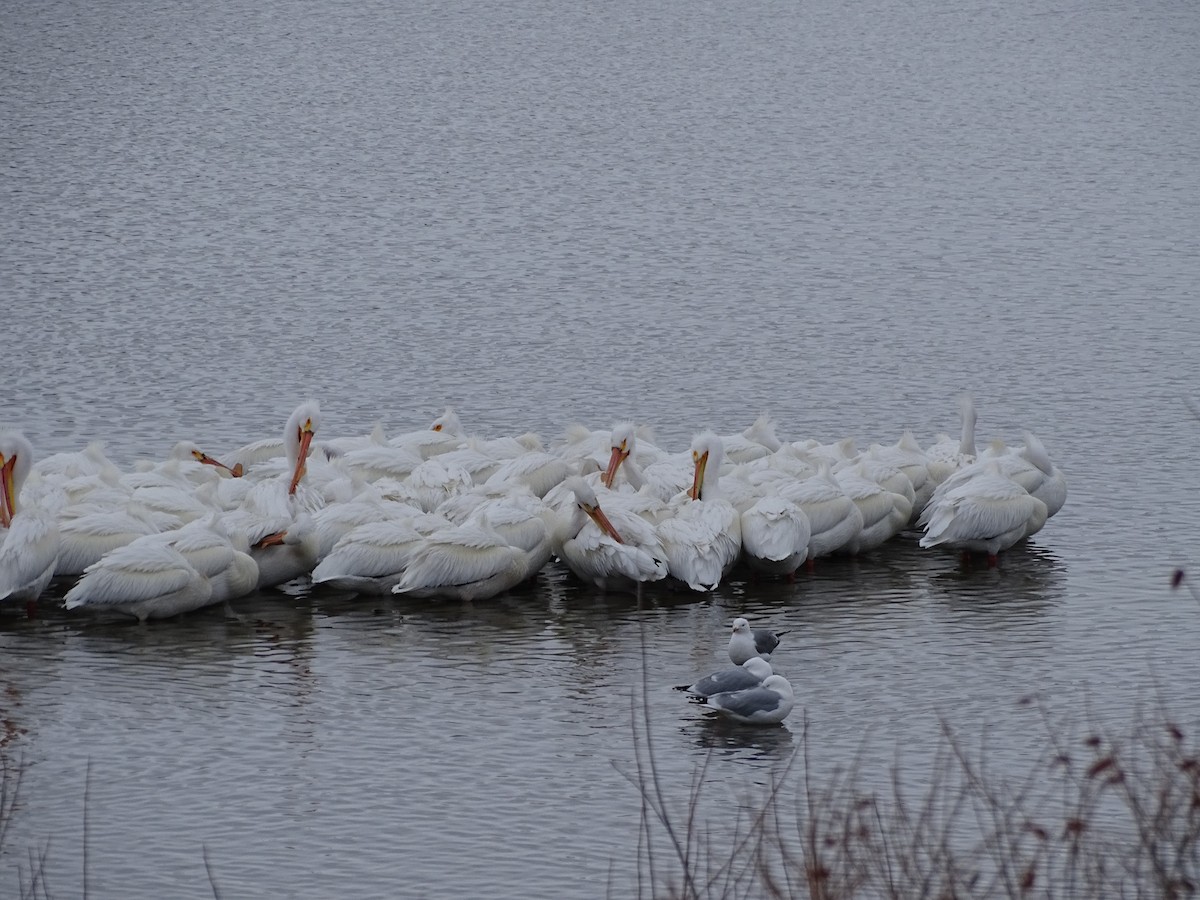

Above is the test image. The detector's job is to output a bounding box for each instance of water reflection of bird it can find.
[0,432,61,613]
[706,674,796,725]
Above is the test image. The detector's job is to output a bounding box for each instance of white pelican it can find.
[1014,431,1068,518]
[32,440,122,482]
[483,450,570,499]
[706,674,796,725]
[727,616,787,665]
[739,494,811,579]
[388,407,467,459]
[777,461,863,562]
[54,502,161,577]
[675,657,773,699]
[0,432,61,611]
[720,414,783,464]
[918,459,1048,566]
[224,401,324,589]
[311,511,451,596]
[557,477,667,592]
[926,394,978,487]
[866,432,933,520]
[390,516,541,602]
[833,462,912,555]
[64,513,258,622]
[657,432,742,592]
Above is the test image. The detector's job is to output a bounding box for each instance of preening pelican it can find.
[706,674,796,725]
[0,432,61,610]
[557,477,667,592]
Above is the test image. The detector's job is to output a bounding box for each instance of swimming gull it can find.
[675,657,773,699]
[706,674,796,725]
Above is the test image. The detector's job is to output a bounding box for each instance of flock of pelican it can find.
[0,396,1066,622]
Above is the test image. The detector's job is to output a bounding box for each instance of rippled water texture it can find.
[3,0,1200,895]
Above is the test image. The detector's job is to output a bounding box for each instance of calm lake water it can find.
[4,0,1200,895]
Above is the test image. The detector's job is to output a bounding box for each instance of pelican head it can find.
[602,422,637,489]
[564,476,625,544]
[689,431,724,501]
[172,440,241,477]
[285,401,321,495]
[431,407,462,435]
[0,431,35,528]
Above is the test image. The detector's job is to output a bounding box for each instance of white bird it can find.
[0,432,61,611]
[728,616,787,664]
[557,477,667,592]
[918,459,1048,566]
[833,462,912,555]
[64,515,258,622]
[54,502,162,577]
[675,657,773,699]
[388,407,467,459]
[311,512,450,596]
[657,432,742,591]
[390,518,538,602]
[390,493,554,602]
[739,493,811,579]
[224,401,324,589]
[720,414,783,464]
[706,674,796,725]
[598,422,687,503]
[926,394,978,488]
[777,460,863,562]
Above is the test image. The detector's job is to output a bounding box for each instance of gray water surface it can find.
[4,0,1200,895]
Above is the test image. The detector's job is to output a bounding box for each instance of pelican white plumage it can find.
[926,394,978,488]
[706,674,796,725]
[483,449,570,499]
[918,459,1048,565]
[390,518,538,602]
[54,502,162,577]
[657,432,742,592]
[739,494,811,578]
[64,514,258,622]
[721,414,783,464]
[0,432,61,610]
[777,461,863,562]
[557,477,667,592]
[224,401,324,589]
[311,511,451,596]
[388,407,467,459]
[676,657,773,699]
[833,462,912,555]
[728,616,787,665]
[390,489,554,602]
